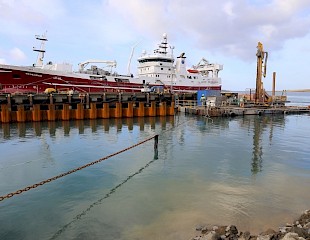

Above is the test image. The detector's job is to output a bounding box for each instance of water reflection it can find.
[195,115,287,175]
[240,115,286,174]
[0,116,175,139]
[0,114,291,180]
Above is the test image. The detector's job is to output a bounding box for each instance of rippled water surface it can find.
[0,102,310,240]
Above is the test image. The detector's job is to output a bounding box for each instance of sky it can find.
[1,0,310,91]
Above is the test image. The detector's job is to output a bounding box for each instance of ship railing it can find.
[175,99,197,107]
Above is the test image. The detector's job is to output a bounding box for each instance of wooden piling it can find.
[1,104,10,123]
[149,102,156,117]
[124,102,134,118]
[102,103,110,119]
[168,102,175,115]
[62,104,70,121]
[76,103,84,120]
[159,102,167,116]
[89,103,97,119]
[138,102,145,117]
[17,105,26,122]
[32,105,41,122]
[114,102,122,118]
[48,104,56,121]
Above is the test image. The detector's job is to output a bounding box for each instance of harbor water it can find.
[0,92,310,240]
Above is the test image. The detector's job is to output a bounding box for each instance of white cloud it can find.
[0,0,66,36]
[9,48,26,62]
[1,0,310,90]
[98,0,310,62]
[0,58,6,64]
[223,1,236,18]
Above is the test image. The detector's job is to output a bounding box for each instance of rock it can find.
[257,235,271,240]
[214,226,227,236]
[190,210,310,240]
[304,222,310,228]
[212,232,222,240]
[270,232,284,240]
[281,232,301,240]
[213,226,219,231]
[201,231,221,240]
[290,226,310,239]
[240,231,251,240]
[225,225,238,235]
[297,211,310,226]
[279,227,291,233]
[196,225,205,231]
[224,225,239,240]
[201,226,208,234]
[256,228,277,240]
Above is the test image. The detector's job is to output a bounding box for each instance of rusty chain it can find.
[0,134,158,202]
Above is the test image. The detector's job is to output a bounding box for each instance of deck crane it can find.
[78,60,117,73]
[255,42,268,103]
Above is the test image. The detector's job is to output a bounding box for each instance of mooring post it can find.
[154,135,159,159]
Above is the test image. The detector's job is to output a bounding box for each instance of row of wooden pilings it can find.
[0,101,175,123]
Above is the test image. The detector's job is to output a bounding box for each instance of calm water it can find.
[0,93,310,240]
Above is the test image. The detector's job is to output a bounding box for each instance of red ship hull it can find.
[0,65,221,94]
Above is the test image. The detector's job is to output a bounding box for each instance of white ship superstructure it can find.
[132,33,223,92]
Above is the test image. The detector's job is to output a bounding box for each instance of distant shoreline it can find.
[285,89,310,92]
[224,89,310,93]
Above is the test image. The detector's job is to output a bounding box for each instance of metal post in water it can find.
[272,72,276,103]
[154,135,158,159]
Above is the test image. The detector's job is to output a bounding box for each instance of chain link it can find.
[0,134,158,202]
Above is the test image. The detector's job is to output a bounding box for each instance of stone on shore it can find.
[190,210,310,240]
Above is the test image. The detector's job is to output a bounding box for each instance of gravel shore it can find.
[191,210,310,240]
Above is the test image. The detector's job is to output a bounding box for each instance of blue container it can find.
[197,90,220,105]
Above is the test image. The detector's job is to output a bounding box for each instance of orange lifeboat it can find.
[187,69,199,74]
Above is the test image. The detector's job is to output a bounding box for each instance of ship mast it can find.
[33,32,48,68]
[154,33,168,55]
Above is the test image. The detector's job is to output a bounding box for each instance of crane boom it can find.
[78,60,117,72]
[255,42,268,103]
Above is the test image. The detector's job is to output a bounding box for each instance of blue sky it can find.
[1,0,310,91]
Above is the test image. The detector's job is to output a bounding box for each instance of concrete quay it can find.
[178,105,310,117]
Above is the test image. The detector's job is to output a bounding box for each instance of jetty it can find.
[0,92,183,123]
[178,105,310,117]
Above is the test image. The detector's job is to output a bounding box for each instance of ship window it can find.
[161,68,163,70]
[13,74,21,79]
[160,63,162,65]
[138,58,173,63]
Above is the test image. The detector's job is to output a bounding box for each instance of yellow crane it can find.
[254,42,288,106]
[255,42,268,103]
